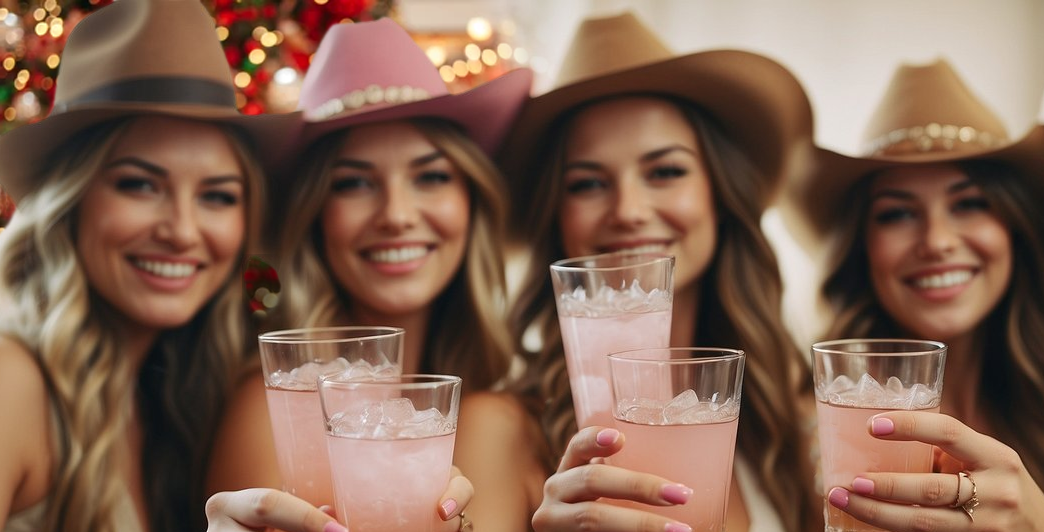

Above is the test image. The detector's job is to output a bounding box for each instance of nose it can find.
[609,175,652,228]
[377,179,419,232]
[154,196,202,249]
[917,211,959,258]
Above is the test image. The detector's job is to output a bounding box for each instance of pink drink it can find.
[817,402,939,532]
[265,387,333,506]
[327,433,455,532]
[559,309,672,428]
[611,418,738,532]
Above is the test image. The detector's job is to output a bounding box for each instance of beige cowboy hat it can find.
[780,58,1044,252]
[499,11,815,213]
[0,0,299,202]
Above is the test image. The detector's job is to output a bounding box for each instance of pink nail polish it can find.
[661,483,693,505]
[595,428,619,446]
[871,417,895,435]
[323,522,348,532]
[852,477,874,495]
[664,523,692,532]
[440,498,457,518]
[828,487,850,509]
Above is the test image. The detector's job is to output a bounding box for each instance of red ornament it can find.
[224,46,242,68]
[242,101,265,115]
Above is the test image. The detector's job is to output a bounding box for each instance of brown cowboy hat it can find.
[294,17,533,159]
[780,58,1044,252]
[499,11,815,213]
[0,0,299,202]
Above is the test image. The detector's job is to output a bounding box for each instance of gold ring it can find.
[459,511,473,532]
[958,470,979,522]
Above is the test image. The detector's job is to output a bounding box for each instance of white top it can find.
[735,457,787,532]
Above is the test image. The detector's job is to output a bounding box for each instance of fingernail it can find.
[323,522,348,532]
[661,483,693,504]
[595,428,619,446]
[440,498,457,518]
[871,416,895,435]
[665,523,692,532]
[828,487,850,509]
[852,477,874,495]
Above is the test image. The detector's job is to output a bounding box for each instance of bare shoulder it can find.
[0,335,49,412]
[459,391,538,441]
[0,335,53,518]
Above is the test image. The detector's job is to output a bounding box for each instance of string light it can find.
[216,26,229,41]
[234,71,252,88]
[466,17,492,41]
[481,48,497,66]
[426,45,447,67]
[439,65,455,83]
[248,48,266,64]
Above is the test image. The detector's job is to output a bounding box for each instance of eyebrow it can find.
[104,156,243,185]
[563,144,698,172]
[871,178,978,202]
[332,151,446,171]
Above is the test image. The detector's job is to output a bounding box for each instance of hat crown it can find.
[297,19,450,120]
[861,59,1009,156]
[553,12,674,89]
[54,0,235,110]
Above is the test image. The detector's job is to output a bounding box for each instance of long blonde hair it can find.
[272,118,514,392]
[823,160,1044,486]
[0,117,265,532]
[509,96,821,532]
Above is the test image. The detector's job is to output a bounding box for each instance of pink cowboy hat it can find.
[295,18,533,157]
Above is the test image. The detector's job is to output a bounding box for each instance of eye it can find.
[872,206,915,225]
[114,176,158,194]
[416,171,452,185]
[648,165,687,180]
[201,190,241,206]
[331,175,373,193]
[564,176,607,194]
[953,196,990,213]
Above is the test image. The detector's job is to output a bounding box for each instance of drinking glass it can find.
[550,251,674,429]
[812,339,946,532]
[319,374,462,532]
[608,347,745,532]
[258,326,404,507]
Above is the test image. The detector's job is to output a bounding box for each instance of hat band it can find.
[863,122,1007,156]
[306,84,432,121]
[51,76,238,114]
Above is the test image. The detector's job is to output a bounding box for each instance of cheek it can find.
[321,199,368,245]
[557,198,603,255]
[428,190,471,239]
[207,213,246,260]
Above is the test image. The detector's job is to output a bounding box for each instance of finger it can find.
[848,472,973,507]
[437,473,474,520]
[547,462,693,506]
[205,489,344,532]
[827,487,972,532]
[868,411,997,468]
[532,500,692,532]
[557,426,625,473]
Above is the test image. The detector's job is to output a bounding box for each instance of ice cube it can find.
[884,376,905,395]
[619,397,664,425]
[907,383,940,410]
[380,398,417,425]
[663,389,700,421]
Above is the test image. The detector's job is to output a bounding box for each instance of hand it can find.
[530,426,694,532]
[204,488,343,532]
[437,466,475,532]
[826,411,1044,531]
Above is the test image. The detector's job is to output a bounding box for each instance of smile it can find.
[365,245,430,264]
[910,270,973,289]
[133,259,197,279]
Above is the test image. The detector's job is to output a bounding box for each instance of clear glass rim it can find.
[318,373,461,391]
[550,251,674,273]
[812,338,946,356]
[258,325,405,344]
[608,346,745,364]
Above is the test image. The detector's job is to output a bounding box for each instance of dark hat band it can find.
[51,76,237,114]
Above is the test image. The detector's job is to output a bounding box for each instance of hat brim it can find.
[0,102,301,201]
[499,49,814,211]
[297,68,533,160]
[779,124,1044,255]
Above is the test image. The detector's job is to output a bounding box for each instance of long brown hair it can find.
[0,117,264,532]
[509,96,821,532]
[823,159,1044,486]
[271,118,514,393]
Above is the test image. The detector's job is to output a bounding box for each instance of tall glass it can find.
[550,252,674,429]
[258,326,404,507]
[608,348,745,532]
[319,374,461,532]
[812,339,946,532]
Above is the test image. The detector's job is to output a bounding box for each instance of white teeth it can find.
[135,259,196,278]
[618,244,668,254]
[913,270,973,289]
[367,246,428,264]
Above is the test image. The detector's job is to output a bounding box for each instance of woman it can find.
[464,12,822,532]
[782,59,1044,530]
[206,17,531,531]
[0,0,321,530]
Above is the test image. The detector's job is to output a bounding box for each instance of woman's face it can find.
[865,164,1012,342]
[77,116,246,331]
[558,97,717,290]
[321,121,471,317]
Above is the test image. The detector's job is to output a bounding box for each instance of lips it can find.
[132,258,198,278]
[364,245,430,264]
[908,269,974,290]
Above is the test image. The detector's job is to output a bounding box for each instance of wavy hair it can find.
[0,117,265,532]
[508,96,821,532]
[822,160,1044,486]
[271,118,514,393]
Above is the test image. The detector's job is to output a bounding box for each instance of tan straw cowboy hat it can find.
[780,58,1044,251]
[0,0,299,201]
[499,11,815,212]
